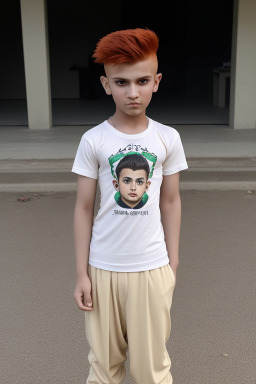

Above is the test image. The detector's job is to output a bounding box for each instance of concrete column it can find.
[20,0,52,129]
[229,0,256,129]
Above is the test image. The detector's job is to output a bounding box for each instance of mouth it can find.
[127,102,140,106]
[129,193,137,197]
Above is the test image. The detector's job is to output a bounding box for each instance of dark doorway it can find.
[0,0,28,126]
[47,0,233,125]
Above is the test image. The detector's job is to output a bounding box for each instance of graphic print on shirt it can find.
[108,144,157,210]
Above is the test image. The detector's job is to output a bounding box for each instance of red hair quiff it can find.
[92,28,159,65]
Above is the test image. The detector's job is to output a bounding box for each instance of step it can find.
[0,158,255,192]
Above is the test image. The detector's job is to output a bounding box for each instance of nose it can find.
[130,181,136,191]
[127,83,139,99]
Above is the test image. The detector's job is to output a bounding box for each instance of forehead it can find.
[119,168,148,179]
[104,55,158,79]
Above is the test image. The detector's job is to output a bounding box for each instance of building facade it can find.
[1,0,256,129]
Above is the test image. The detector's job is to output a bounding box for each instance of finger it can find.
[84,294,93,309]
[79,302,93,311]
[74,292,93,311]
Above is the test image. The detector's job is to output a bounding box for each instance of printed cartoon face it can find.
[113,168,151,209]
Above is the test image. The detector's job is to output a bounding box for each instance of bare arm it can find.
[160,173,181,280]
[73,175,97,311]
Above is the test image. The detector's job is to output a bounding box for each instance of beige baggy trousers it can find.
[85,264,176,384]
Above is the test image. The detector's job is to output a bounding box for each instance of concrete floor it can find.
[1,189,256,384]
[1,124,256,161]
[1,122,256,192]
[0,117,256,383]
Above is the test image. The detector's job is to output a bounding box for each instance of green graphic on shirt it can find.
[108,145,157,180]
[108,144,157,210]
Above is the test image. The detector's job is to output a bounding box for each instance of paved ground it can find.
[1,124,256,160]
[1,123,256,382]
[1,124,256,193]
[1,156,256,192]
[1,189,256,384]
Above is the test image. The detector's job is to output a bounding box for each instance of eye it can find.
[137,180,144,185]
[116,80,126,86]
[139,78,149,85]
[123,178,131,184]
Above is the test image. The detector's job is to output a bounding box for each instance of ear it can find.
[112,179,119,191]
[146,180,151,191]
[153,73,162,93]
[100,76,112,95]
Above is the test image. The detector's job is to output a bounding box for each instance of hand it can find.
[74,275,93,311]
[169,263,178,283]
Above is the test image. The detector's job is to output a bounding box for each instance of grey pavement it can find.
[1,124,256,160]
[1,189,256,384]
[0,124,256,192]
[1,124,256,383]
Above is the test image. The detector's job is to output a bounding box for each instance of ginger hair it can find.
[92,28,159,65]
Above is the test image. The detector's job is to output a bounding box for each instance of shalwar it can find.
[85,264,176,384]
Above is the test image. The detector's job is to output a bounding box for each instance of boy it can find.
[72,28,188,384]
[113,153,151,209]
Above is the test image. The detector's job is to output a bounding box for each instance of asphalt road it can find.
[1,189,256,384]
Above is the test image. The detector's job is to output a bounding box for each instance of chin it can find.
[125,109,144,117]
[128,199,140,205]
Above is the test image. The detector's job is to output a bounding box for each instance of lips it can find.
[129,193,137,197]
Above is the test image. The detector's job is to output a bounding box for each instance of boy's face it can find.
[113,168,151,208]
[100,56,162,118]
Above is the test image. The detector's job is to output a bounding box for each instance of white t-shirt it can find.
[72,118,188,272]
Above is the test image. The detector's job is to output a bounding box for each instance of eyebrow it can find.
[123,177,145,181]
[111,75,153,81]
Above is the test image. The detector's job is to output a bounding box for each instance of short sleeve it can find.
[163,131,188,175]
[72,135,98,179]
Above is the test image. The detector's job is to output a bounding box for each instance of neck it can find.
[109,113,148,134]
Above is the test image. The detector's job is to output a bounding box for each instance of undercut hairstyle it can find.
[92,28,159,65]
[116,154,150,181]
